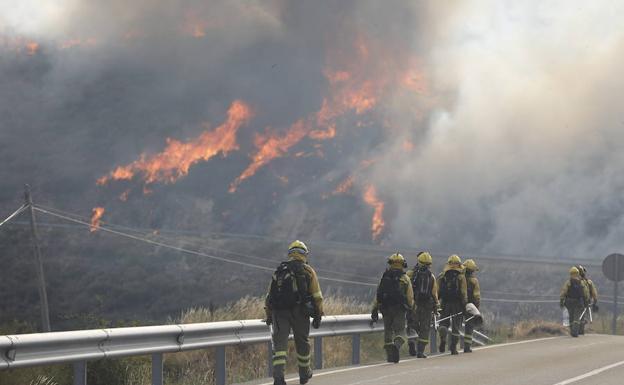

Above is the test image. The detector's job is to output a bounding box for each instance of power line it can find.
[31,204,376,282]
[33,205,377,288]
[0,204,28,229]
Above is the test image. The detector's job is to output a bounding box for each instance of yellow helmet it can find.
[569,266,579,276]
[288,240,309,259]
[388,253,407,268]
[417,252,433,265]
[447,254,462,265]
[463,259,478,271]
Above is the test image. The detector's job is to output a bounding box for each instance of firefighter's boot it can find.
[274,377,286,385]
[299,367,313,385]
[464,344,472,353]
[450,336,459,355]
[438,338,446,353]
[408,341,417,356]
[417,341,427,358]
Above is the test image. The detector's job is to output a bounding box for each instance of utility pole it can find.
[24,184,51,332]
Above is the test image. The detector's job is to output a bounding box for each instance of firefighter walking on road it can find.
[463,259,481,353]
[577,265,599,335]
[406,252,439,358]
[371,253,414,363]
[265,240,324,385]
[560,266,589,338]
[437,254,468,355]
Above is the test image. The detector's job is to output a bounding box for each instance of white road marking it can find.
[552,360,624,385]
[252,336,562,385]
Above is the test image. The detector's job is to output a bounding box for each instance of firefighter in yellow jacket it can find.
[406,252,439,358]
[371,253,414,363]
[560,266,589,338]
[577,265,599,335]
[463,259,481,353]
[265,240,324,385]
[437,254,468,355]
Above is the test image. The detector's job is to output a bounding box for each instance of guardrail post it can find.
[267,341,273,378]
[216,346,226,385]
[351,333,360,365]
[430,328,437,355]
[73,361,87,385]
[152,353,163,385]
[314,336,323,370]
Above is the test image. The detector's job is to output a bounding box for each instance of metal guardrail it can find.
[0,314,485,385]
[0,315,385,385]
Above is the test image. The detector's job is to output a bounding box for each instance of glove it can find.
[371,308,379,323]
[560,299,565,309]
[592,303,599,312]
[312,316,321,329]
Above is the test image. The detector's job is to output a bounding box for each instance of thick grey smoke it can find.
[1,1,623,259]
[378,1,624,257]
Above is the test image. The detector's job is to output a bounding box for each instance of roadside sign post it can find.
[602,253,624,335]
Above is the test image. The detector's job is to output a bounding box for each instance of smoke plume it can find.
[1,1,624,259]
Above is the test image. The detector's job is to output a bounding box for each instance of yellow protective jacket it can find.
[465,272,481,308]
[560,277,590,304]
[584,278,598,303]
[406,267,439,308]
[265,254,324,319]
[372,267,414,311]
[437,264,468,305]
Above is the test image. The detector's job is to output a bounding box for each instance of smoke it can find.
[380,1,624,257]
[1,1,623,259]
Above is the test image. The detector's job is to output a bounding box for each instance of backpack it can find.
[411,267,433,303]
[376,269,405,308]
[269,261,309,310]
[439,269,461,301]
[567,278,583,300]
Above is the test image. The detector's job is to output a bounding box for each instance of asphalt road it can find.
[249,334,624,385]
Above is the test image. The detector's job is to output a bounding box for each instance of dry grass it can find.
[510,320,568,339]
[161,295,378,385]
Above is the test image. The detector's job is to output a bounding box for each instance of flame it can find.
[98,100,252,188]
[90,207,105,232]
[363,184,385,241]
[333,175,355,195]
[1,36,40,55]
[59,38,97,50]
[229,36,390,192]
[308,125,336,140]
[402,140,415,152]
[229,119,308,192]
[26,42,39,55]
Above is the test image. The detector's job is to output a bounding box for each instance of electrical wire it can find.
[33,205,377,288]
[33,204,377,282]
[30,205,588,301]
[0,204,28,229]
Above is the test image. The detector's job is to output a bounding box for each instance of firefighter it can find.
[371,253,414,363]
[406,251,439,358]
[560,266,589,338]
[463,259,481,353]
[265,240,324,385]
[437,254,468,355]
[577,265,599,335]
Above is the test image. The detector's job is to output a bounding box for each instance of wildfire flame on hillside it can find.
[333,175,355,195]
[228,35,416,192]
[363,184,385,241]
[90,207,105,232]
[98,100,252,187]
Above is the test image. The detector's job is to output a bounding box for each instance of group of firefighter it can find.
[370,251,482,363]
[263,239,598,385]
